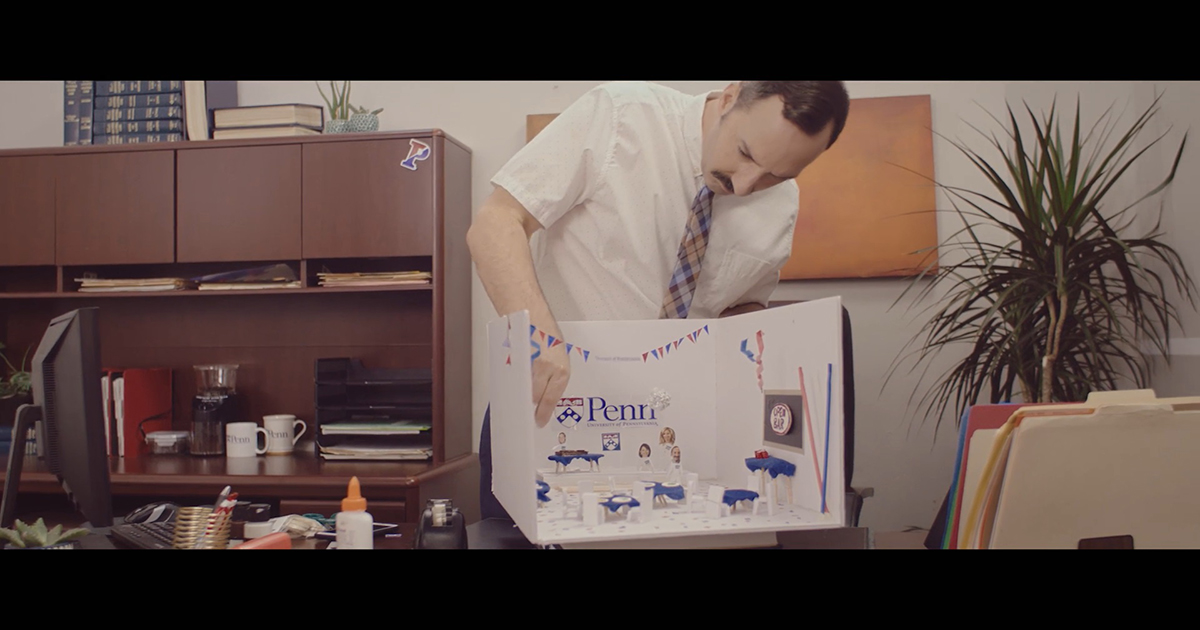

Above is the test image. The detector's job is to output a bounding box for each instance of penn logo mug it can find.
[226,422,267,458]
[263,414,307,455]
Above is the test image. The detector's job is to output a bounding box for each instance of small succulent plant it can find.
[0,518,89,549]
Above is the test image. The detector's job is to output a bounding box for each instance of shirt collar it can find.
[686,91,719,182]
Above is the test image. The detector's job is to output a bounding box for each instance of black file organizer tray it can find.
[314,358,433,461]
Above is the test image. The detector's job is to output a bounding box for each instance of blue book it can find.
[79,81,94,145]
[92,133,184,145]
[95,119,183,135]
[94,92,183,109]
[94,106,184,122]
[95,81,183,96]
[63,81,80,145]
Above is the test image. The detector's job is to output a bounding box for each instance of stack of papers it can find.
[77,277,192,292]
[318,444,433,461]
[193,263,301,291]
[317,271,431,288]
[320,421,431,435]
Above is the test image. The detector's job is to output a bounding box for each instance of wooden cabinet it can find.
[176,145,302,263]
[55,151,175,265]
[0,157,56,267]
[302,138,434,259]
[0,131,477,524]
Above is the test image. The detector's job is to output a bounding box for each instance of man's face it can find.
[701,84,834,197]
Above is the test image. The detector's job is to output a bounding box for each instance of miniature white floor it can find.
[533,481,837,545]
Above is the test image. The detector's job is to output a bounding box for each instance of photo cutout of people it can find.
[666,445,683,485]
[638,443,653,471]
[658,426,677,471]
[553,431,567,454]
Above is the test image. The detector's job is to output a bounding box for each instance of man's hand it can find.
[720,302,767,318]
[532,333,571,427]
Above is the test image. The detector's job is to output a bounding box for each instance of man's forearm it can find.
[467,204,561,337]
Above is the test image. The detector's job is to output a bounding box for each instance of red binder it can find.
[101,367,173,459]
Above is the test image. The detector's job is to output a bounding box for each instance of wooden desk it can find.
[0,448,479,526]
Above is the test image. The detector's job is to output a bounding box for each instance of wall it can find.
[2,80,1189,533]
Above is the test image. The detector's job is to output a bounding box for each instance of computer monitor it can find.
[0,307,113,529]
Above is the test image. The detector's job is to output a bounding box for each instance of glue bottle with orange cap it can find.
[335,476,374,549]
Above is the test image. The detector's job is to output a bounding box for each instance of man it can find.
[467,80,850,520]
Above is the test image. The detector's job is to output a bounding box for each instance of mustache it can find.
[711,172,734,194]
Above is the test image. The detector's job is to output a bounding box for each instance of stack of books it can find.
[92,81,185,145]
[76,277,193,292]
[211,104,324,140]
[64,81,238,145]
[317,271,432,288]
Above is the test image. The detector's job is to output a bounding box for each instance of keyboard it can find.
[110,521,176,550]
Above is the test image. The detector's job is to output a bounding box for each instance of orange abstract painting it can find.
[782,95,938,280]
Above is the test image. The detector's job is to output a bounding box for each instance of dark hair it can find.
[736,81,850,148]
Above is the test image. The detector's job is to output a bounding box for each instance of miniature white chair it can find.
[582,492,600,526]
[705,485,729,518]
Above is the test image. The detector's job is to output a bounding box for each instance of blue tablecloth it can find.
[645,482,686,502]
[537,489,550,502]
[600,496,640,513]
[536,480,550,492]
[549,453,604,467]
[723,489,759,507]
[745,457,796,478]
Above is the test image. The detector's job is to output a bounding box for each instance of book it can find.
[94,93,184,109]
[212,126,322,140]
[103,368,173,459]
[79,81,94,145]
[320,421,432,435]
[213,104,323,129]
[95,119,183,135]
[64,81,80,145]
[91,133,184,145]
[197,281,302,291]
[181,81,238,140]
[95,81,183,96]
[77,277,192,292]
[94,106,184,122]
[317,271,432,287]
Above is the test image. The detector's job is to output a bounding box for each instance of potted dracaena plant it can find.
[888,93,1194,433]
[316,81,384,134]
[0,341,32,429]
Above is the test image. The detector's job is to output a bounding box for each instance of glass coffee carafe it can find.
[190,364,246,456]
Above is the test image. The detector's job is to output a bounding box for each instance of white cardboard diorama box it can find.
[488,298,846,548]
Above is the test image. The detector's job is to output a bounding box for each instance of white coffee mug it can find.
[226,422,267,458]
[263,414,307,455]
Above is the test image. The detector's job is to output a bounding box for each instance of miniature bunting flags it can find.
[548,335,556,346]
[583,350,590,361]
[687,333,695,343]
[652,349,659,359]
[566,343,573,354]
[643,352,649,362]
[665,344,671,355]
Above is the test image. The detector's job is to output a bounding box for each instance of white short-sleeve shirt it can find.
[491,81,800,322]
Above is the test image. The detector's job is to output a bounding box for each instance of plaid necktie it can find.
[660,185,715,319]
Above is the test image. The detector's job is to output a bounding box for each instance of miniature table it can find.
[744,457,796,478]
[537,480,550,492]
[537,489,550,503]
[600,495,639,514]
[646,482,686,505]
[745,457,796,505]
[549,453,604,472]
[722,489,759,511]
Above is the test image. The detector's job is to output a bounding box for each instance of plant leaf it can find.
[0,528,24,548]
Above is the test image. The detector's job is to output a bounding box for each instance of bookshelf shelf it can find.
[0,285,434,300]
